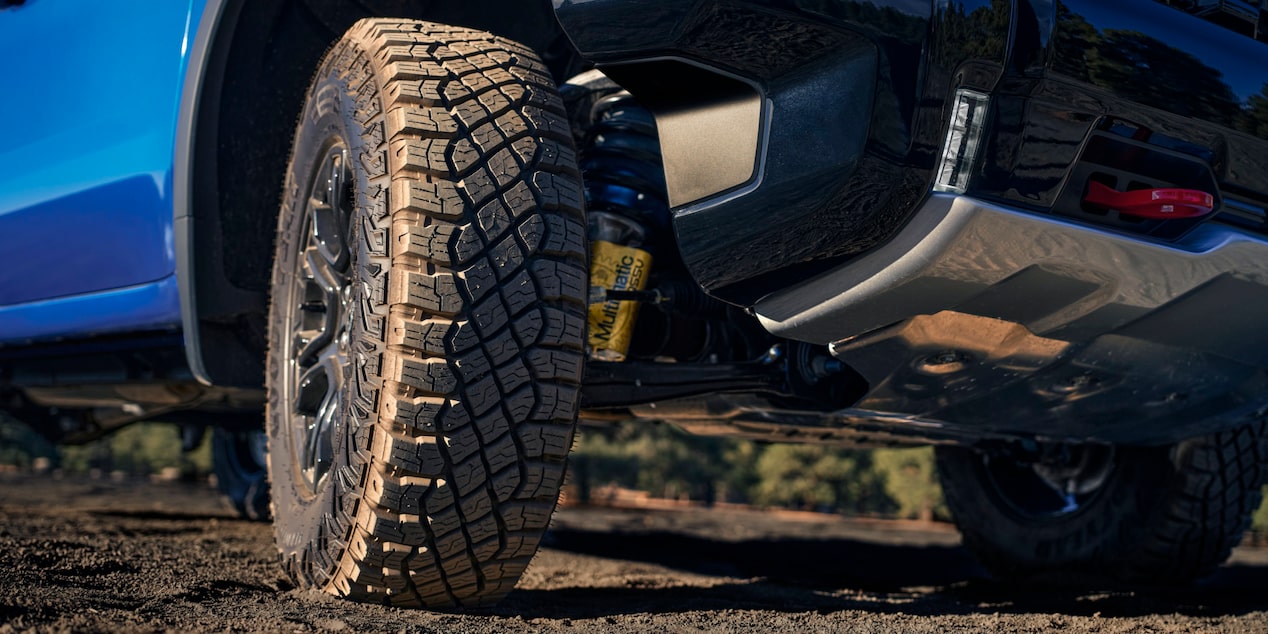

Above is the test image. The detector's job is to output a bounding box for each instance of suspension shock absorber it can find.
[581,90,669,361]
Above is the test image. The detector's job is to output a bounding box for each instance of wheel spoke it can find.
[294,353,342,487]
[301,397,337,486]
[294,359,332,417]
[311,151,350,271]
[294,247,344,367]
[304,245,344,295]
[311,197,349,271]
[292,328,323,367]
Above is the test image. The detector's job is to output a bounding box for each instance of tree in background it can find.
[572,423,735,503]
[1237,84,1268,138]
[872,447,947,522]
[750,444,891,514]
[573,424,898,516]
[0,420,213,478]
[1253,485,1268,541]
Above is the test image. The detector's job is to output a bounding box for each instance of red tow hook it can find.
[1083,181,1215,219]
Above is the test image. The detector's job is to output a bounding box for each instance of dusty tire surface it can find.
[937,421,1268,584]
[266,18,587,609]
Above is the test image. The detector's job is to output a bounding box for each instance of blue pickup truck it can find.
[4,0,1268,611]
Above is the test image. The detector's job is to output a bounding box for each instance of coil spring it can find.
[581,92,671,246]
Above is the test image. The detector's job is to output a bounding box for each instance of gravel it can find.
[2,473,1266,633]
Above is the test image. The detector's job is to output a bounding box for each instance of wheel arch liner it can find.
[175,0,241,386]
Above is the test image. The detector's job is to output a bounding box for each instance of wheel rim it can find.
[981,444,1116,520]
[285,142,353,494]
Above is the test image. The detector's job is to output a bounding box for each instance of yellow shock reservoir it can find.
[587,240,653,360]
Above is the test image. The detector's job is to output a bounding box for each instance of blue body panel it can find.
[0,0,203,343]
[0,276,181,344]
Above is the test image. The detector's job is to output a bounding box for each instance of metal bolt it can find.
[762,344,785,365]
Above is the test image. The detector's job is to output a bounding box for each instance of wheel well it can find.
[186,0,583,387]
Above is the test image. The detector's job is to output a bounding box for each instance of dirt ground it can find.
[2,474,1268,633]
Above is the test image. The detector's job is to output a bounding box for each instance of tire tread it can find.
[272,18,584,609]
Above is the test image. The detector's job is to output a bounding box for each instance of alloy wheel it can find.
[284,143,353,494]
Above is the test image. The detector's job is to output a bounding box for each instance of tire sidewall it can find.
[266,50,374,588]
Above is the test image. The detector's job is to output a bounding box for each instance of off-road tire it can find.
[936,421,1268,584]
[211,427,271,521]
[265,18,586,609]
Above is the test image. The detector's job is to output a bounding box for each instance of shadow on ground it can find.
[495,522,1268,620]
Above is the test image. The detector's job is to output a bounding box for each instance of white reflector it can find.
[934,88,990,194]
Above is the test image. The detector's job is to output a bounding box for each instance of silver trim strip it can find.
[756,193,1268,344]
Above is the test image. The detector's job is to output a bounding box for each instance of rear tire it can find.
[265,18,587,608]
[211,427,270,521]
[936,421,1268,584]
